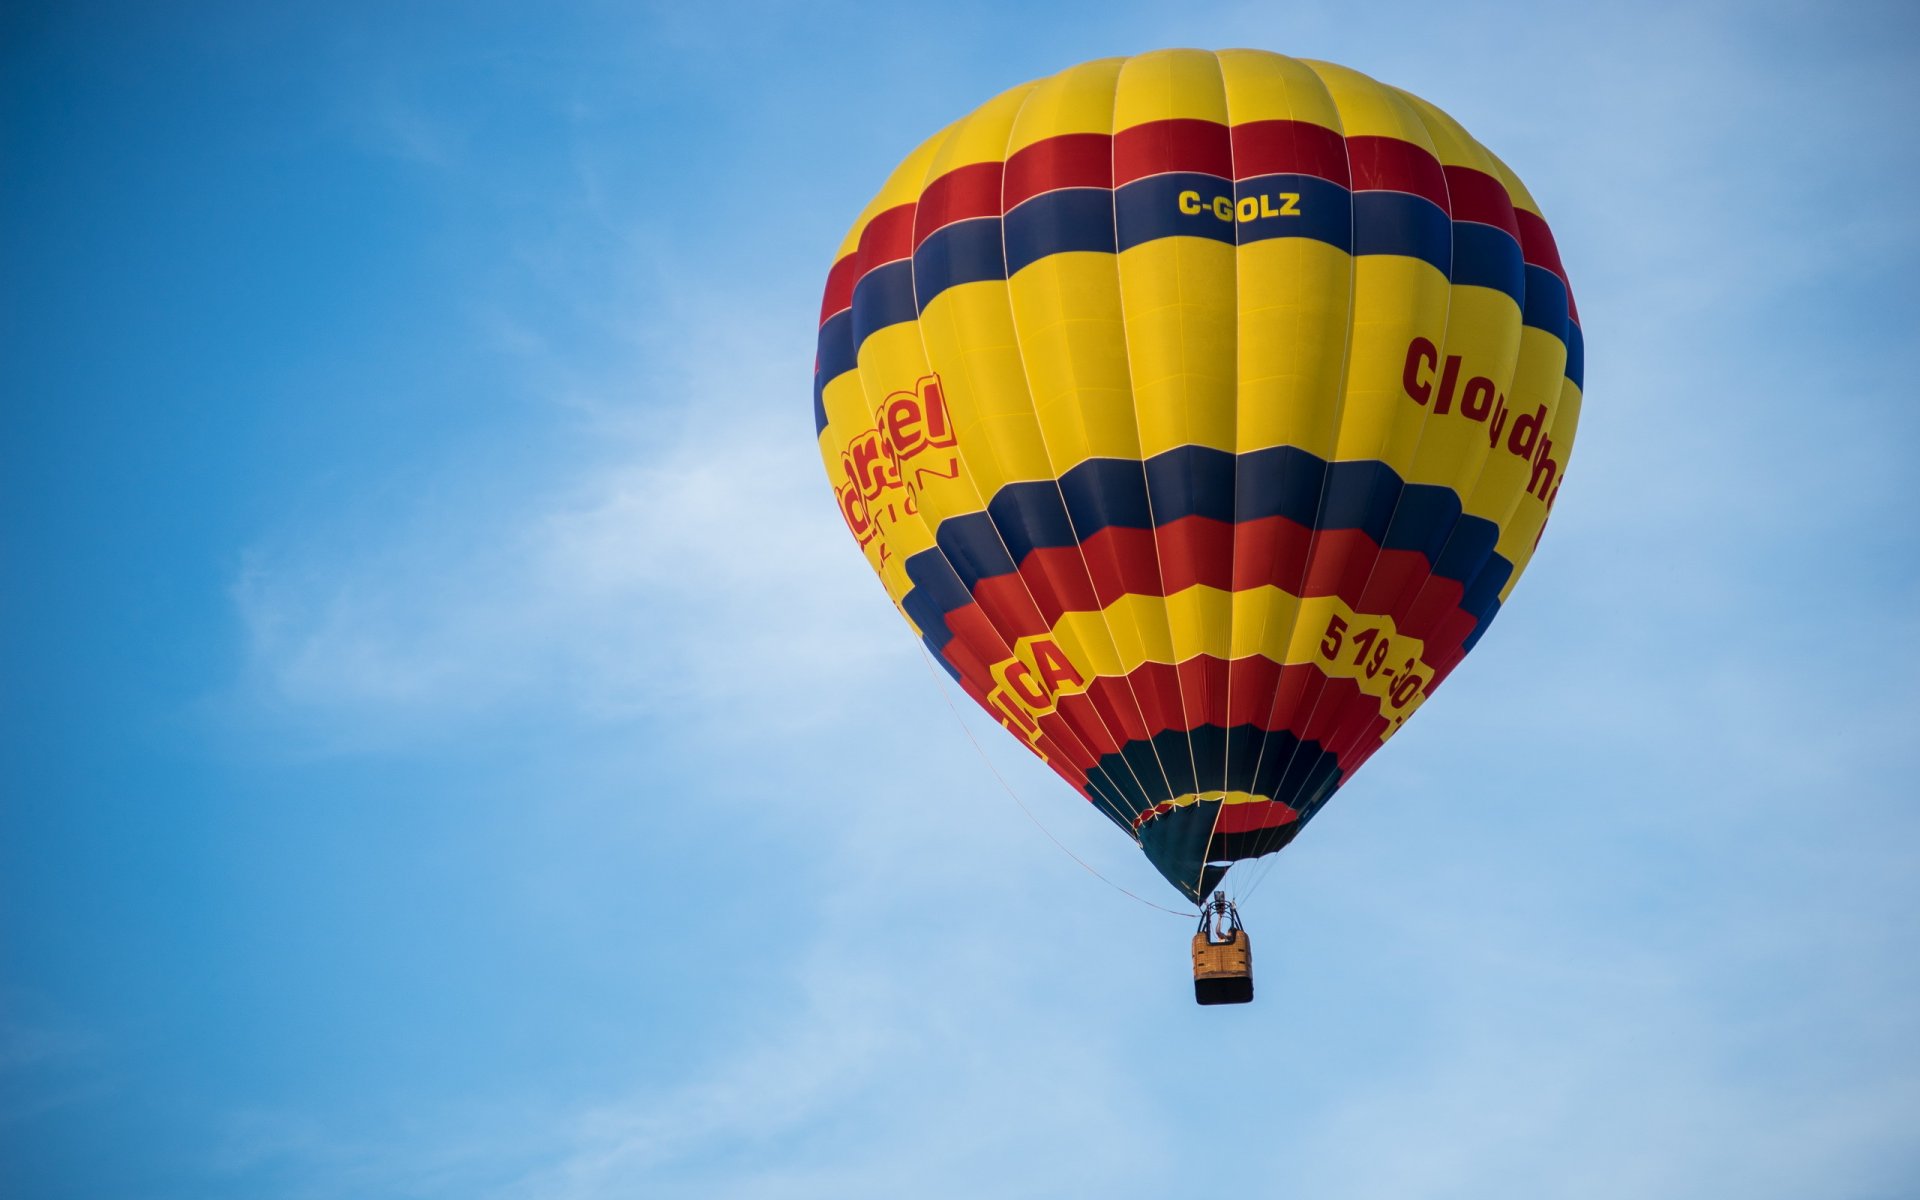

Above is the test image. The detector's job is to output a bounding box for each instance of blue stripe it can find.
[1114,173,1237,251]
[926,632,963,680]
[849,259,916,346]
[1232,174,1351,251]
[1060,458,1151,531]
[1005,189,1117,276]
[1520,263,1569,343]
[1431,513,1501,585]
[902,550,976,647]
[1449,220,1525,306]
[813,198,1581,438]
[1459,552,1511,617]
[913,217,1007,308]
[812,309,854,433]
[904,445,1506,650]
[1352,191,1451,275]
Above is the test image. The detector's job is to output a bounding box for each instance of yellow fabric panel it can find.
[817,380,927,610]
[850,323,979,542]
[1116,237,1240,457]
[1005,56,1123,148]
[921,81,1033,178]
[820,315,956,612]
[1463,322,1566,526]
[1112,47,1231,130]
[1392,89,1482,171]
[1482,146,1546,222]
[1006,252,1142,468]
[816,424,891,590]
[1112,49,1238,461]
[1332,255,1450,472]
[1401,287,1524,499]
[1231,236,1353,457]
[1495,379,1582,601]
[917,281,1057,497]
[1299,59,1432,143]
[1215,48,1344,127]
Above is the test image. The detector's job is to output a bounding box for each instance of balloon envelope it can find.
[813,50,1583,901]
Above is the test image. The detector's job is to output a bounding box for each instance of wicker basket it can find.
[1192,929,1254,1005]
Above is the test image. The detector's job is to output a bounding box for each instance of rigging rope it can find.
[916,646,1196,919]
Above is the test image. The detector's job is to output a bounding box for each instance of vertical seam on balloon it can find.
[1317,114,1572,770]
[1243,69,1442,894]
[1105,55,1210,898]
[858,119,1138,833]
[1244,83,1468,901]
[1194,46,1240,905]
[893,90,1152,842]
[1485,184,1582,607]
[1506,371,1582,595]
[990,67,1182,833]
[992,61,1187,837]
[1235,56,1362,878]
[913,642,1194,917]
[1285,90,1497,847]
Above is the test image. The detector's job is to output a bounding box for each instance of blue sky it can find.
[4,1,1918,1196]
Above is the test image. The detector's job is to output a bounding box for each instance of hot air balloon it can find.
[811,50,1583,995]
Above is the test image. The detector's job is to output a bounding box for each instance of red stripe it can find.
[959,673,1081,770]
[853,204,916,278]
[1035,657,1389,779]
[1316,657,1433,789]
[956,649,1112,785]
[959,514,1475,667]
[936,589,1154,779]
[934,524,1454,785]
[1114,117,1232,185]
[831,124,1551,323]
[1441,165,1519,238]
[819,254,859,325]
[1346,135,1449,211]
[914,161,1004,248]
[1515,208,1580,325]
[942,593,1406,789]
[1213,798,1302,834]
[1004,132,1113,210]
[1229,119,1350,186]
[1514,208,1566,280]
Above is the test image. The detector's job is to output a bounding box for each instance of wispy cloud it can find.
[228,298,900,754]
[0,990,110,1125]
[195,6,1920,1199]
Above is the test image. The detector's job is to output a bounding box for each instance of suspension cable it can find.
[916,646,1195,919]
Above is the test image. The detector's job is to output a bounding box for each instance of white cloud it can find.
[206,5,1920,1197]
[229,305,903,753]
